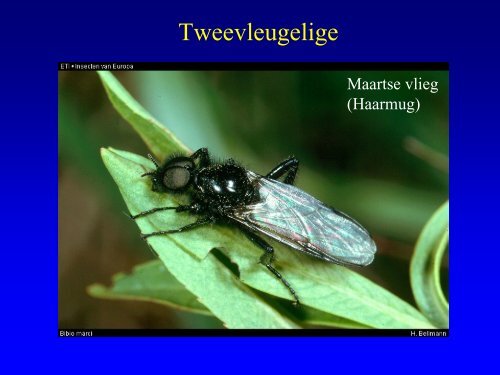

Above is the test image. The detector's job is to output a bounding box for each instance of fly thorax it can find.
[195,164,252,206]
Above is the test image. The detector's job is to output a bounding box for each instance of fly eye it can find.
[163,167,191,190]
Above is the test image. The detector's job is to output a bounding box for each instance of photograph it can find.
[58,66,449,332]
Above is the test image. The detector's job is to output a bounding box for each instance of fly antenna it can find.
[147,153,160,168]
[141,171,155,178]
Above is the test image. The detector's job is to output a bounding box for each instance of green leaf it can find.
[87,260,210,315]
[101,148,298,328]
[102,147,434,329]
[88,258,367,329]
[410,201,449,328]
[97,71,189,160]
[301,308,370,329]
[222,241,434,328]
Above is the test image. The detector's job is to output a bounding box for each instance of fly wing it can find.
[230,171,377,266]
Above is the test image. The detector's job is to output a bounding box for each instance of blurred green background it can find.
[58,70,448,329]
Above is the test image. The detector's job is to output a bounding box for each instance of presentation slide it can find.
[5,2,496,372]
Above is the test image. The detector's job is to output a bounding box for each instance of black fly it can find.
[131,148,377,305]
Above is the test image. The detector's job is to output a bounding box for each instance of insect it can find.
[131,148,377,305]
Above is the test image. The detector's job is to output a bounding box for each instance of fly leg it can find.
[141,216,213,240]
[129,204,193,220]
[266,157,299,185]
[242,228,300,306]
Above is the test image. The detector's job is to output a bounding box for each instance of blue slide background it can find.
[3,0,498,371]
